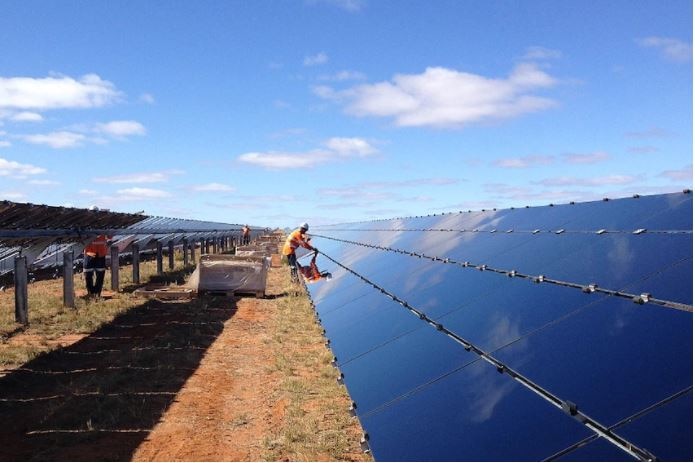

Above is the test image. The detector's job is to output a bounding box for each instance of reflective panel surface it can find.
[306,192,693,461]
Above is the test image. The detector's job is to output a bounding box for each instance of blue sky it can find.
[0,0,692,228]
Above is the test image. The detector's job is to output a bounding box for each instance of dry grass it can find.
[0,251,190,368]
[262,271,372,462]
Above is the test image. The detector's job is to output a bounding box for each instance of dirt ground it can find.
[133,269,314,461]
[0,262,369,461]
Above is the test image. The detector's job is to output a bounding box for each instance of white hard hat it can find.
[299,222,309,230]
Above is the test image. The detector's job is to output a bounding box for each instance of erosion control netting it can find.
[304,191,693,462]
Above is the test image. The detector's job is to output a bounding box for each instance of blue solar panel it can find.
[308,192,692,461]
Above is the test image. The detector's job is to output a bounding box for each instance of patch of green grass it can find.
[263,268,371,462]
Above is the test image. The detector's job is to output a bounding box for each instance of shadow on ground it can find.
[0,295,237,461]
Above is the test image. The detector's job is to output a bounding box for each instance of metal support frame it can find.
[14,255,28,325]
[132,243,140,285]
[63,250,74,308]
[190,239,196,264]
[110,245,119,291]
[168,240,174,270]
[183,238,189,266]
[156,241,163,275]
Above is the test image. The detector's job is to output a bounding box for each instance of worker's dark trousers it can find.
[288,253,299,281]
[84,255,106,296]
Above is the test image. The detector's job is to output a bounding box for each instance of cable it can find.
[544,386,693,461]
[313,233,693,313]
[317,249,661,462]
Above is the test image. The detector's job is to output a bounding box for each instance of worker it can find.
[83,234,109,298]
[282,222,316,281]
[297,250,332,283]
[242,225,251,245]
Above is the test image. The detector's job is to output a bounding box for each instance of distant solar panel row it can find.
[0,200,262,276]
[305,192,693,461]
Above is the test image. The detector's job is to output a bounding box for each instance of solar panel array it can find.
[0,200,266,276]
[305,192,693,461]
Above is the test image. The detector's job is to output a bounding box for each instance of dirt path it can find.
[132,265,368,461]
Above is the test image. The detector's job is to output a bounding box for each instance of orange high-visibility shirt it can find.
[84,235,109,257]
[282,229,312,256]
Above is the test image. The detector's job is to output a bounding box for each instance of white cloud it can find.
[28,179,59,186]
[139,93,155,104]
[562,151,609,164]
[535,175,638,187]
[625,127,673,139]
[628,146,659,154]
[238,137,377,169]
[0,157,46,176]
[191,182,236,192]
[324,137,376,156]
[317,63,557,128]
[94,120,146,138]
[304,52,329,66]
[306,0,363,12]
[116,187,171,199]
[22,131,86,148]
[659,165,693,182]
[0,191,26,201]
[93,170,181,184]
[522,46,563,61]
[10,111,43,122]
[637,36,692,62]
[493,155,555,168]
[0,74,121,110]
[239,150,329,169]
[0,141,10,148]
[318,70,367,81]
[79,189,98,195]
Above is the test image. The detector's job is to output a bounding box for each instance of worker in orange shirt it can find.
[241,225,251,245]
[297,250,332,283]
[83,234,109,297]
[282,222,316,282]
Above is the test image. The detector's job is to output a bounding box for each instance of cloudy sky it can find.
[0,0,692,227]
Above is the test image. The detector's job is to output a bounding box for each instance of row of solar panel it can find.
[305,192,692,461]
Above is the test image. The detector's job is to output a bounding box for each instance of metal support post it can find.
[110,245,119,291]
[213,238,218,254]
[132,243,140,285]
[14,255,28,325]
[183,238,189,266]
[190,240,196,264]
[156,241,163,275]
[205,239,210,254]
[168,240,175,270]
[63,250,75,308]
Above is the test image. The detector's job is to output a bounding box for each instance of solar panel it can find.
[307,191,693,461]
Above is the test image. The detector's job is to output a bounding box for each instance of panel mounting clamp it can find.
[582,283,598,293]
[633,228,647,235]
[633,293,651,305]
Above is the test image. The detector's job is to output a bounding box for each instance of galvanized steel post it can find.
[14,255,28,325]
[63,250,75,308]
[183,238,189,266]
[168,240,175,270]
[110,245,119,291]
[156,241,163,275]
[132,243,140,284]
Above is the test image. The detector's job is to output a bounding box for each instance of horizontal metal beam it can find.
[0,228,240,239]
